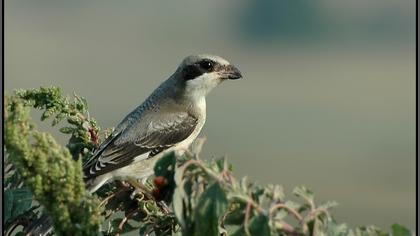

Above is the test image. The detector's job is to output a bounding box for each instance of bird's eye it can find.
[199,60,214,71]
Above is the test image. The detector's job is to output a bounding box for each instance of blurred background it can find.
[5,0,415,231]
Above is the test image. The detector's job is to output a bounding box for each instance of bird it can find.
[83,54,242,192]
[26,54,242,235]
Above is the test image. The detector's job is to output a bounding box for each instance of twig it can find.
[279,221,305,236]
[99,187,128,207]
[229,194,265,214]
[307,208,331,222]
[158,201,172,214]
[244,201,252,236]
[220,209,232,230]
[116,210,136,236]
[269,203,308,234]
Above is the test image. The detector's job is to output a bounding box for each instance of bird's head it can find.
[175,54,242,98]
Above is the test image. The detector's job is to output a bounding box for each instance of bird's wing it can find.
[83,112,198,179]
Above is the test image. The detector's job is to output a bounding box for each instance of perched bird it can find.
[26,54,242,235]
[83,54,242,192]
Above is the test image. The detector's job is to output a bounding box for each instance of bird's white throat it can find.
[184,72,222,99]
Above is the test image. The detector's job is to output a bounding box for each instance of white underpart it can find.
[88,99,207,194]
[185,72,223,99]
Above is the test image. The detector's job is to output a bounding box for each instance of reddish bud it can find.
[153,176,168,188]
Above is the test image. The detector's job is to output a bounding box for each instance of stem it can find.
[269,203,308,234]
[279,221,305,236]
[229,194,265,214]
[244,201,252,236]
[99,187,128,207]
[307,208,331,221]
[6,222,20,236]
[179,159,222,182]
[116,210,136,236]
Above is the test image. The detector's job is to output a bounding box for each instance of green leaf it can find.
[75,96,87,111]
[193,182,228,236]
[4,188,33,224]
[230,214,271,236]
[391,224,411,236]
[153,152,177,202]
[293,186,314,206]
[5,171,21,189]
[41,109,53,120]
[211,158,229,173]
[249,215,271,236]
[318,201,339,210]
[109,218,137,235]
[67,116,81,125]
[138,224,151,235]
[268,184,285,202]
[4,190,13,224]
[154,152,176,177]
[172,185,186,229]
[284,200,300,210]
[353,225,388,236]
[325,219,349,236]
[223,203,246,225]
[240,176,249,192]
[59,127,74,134]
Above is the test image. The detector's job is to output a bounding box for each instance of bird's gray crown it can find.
[180,54,230,67]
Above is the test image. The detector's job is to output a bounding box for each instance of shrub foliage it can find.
[3,87,412,236]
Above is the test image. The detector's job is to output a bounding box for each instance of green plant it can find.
[3,87,413,236]
[4,88,101,236]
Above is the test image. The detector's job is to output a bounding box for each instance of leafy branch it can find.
[4,88,102,236]
[3,87,412,236]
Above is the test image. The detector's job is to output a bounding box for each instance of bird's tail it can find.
[25,214,53,236]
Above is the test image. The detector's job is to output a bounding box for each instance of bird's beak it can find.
[223,65,242,80]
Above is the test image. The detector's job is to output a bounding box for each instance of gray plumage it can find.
[26,54,242,236]
[82,54,241,193]
[83,77,201,180]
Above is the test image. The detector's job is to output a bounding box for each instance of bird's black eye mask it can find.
[198,59,214,71]
[183,59,221,81]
